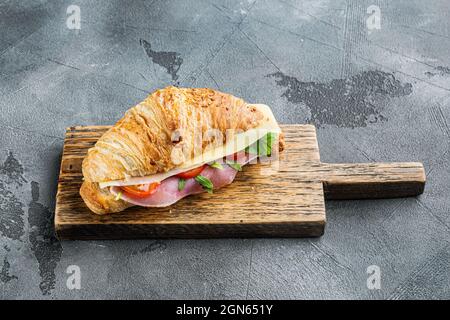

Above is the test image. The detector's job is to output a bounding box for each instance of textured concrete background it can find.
[0,0,449,299]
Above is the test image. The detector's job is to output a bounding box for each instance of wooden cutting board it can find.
[55,125,426,240]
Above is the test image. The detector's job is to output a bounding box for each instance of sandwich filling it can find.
[109,133,278,207]
[98,104,281,189]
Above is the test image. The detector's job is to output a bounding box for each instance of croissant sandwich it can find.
[80,86,284,214]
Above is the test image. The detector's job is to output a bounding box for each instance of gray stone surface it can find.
[0,0,449,299]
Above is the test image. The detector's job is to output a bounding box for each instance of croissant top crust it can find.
[82,86,281,183]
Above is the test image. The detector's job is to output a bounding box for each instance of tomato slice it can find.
[176,165,206,179]
[121,182,160,198]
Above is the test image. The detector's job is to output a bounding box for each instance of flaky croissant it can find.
[80,86,284,214]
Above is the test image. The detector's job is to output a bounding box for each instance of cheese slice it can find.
[99,104,281,188]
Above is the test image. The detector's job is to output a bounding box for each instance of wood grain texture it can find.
[322,162,426,199]
[55,124,426,240]
[55,125,326,239]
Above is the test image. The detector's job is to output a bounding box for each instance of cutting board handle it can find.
[321,162,426,200]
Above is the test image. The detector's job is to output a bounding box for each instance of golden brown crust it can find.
[80,86,283,215]
[82,86,266,183]
[80,181,132,214]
